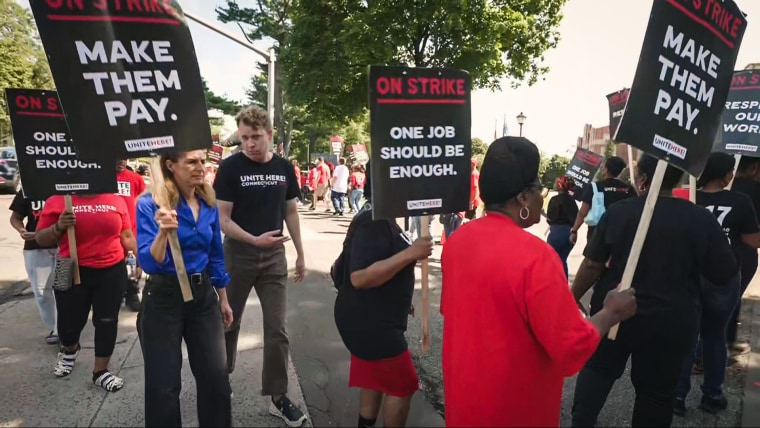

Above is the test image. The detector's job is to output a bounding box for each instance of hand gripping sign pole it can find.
[149,156,193,302]
[608,159,667,339]
[64,195,81,285]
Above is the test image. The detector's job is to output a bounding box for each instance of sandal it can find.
[94,371,124,392]
[54,344,80,377]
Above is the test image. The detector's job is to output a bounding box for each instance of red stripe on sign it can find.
[46,15,180,25]
[665,0,735,49]
[17,112,64,118]
[377,99,466,104]
[731,85,760,91]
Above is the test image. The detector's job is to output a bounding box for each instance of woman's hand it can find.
[57,211,76,230]
[155,208,178,231]
[220,299,234,327]
[408,236,434,261]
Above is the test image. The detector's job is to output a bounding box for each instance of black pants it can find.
[728,249,757,343]
[137,274,231,427]
[571,318,695,427]
[54,262,127,357]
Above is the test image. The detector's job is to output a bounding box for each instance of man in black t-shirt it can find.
[214,107,307,427]
[9,190,59,344]
[571,156,635,244]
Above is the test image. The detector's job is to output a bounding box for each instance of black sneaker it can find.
[699,395,728,414]
[673,397,686,416]
[269,395,307,427]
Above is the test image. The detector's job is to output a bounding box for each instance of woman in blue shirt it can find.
[136,149,234,427]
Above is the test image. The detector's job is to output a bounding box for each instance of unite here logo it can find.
[652,134,687,160]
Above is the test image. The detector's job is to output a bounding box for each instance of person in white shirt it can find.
[331,158,350,216]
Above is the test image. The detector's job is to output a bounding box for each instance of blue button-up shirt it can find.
[136,193,231,288]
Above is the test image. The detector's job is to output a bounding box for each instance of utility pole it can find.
[183,11,276,129]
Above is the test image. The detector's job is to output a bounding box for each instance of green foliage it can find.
[539,153,571,189]
[202,77,242,116]
[0,0,53,144]
[471,137,488,167]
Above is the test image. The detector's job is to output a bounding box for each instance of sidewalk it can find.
[0,291,310,427]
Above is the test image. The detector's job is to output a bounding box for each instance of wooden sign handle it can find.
[420,216,431,352]
[64,194,81,285]
[608,159,667,339]
[726,154,741,191]
[149,156,193,302]
[689,175,697,203]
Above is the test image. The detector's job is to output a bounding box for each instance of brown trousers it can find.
[223,237,289,396]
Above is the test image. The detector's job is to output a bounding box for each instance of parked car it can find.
[0,147,20,193]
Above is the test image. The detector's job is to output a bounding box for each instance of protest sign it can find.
[615,0,747,177]
[566,149,604,201]
[207,143,223,165]
[369,66,471,220]
[607,88,630,139]
[29,0,211,161]
[4,88,116,200]
[713,70,760,156]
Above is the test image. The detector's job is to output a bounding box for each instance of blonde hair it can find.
[159,151,217,208]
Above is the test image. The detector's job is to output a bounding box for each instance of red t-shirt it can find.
[672,187,690,200]
[441,213,600,427]
[37,194,130,269]
[307,168,318,189]
[469,169,480,206]
[293,165,301,183]
[116,169,146,235]
[349,172,365,188]
[318,163,331,185]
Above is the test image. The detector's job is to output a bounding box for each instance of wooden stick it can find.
[689,175,697,203]
[421,215,431,352]
[64,194,80,285]
[727,154,742,191]
[149,156,193,302]
[608,159,668,339]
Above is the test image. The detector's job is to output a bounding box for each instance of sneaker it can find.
[125,293,141,312]
[45,332,59,345]
[270,396,307,427]
[673,397,686,416]
[731,342,750,354]
[699,395,728,414]
[54,344,80,377]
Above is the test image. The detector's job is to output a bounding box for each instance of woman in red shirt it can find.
[348,164,365,214]
[36,193,136,392]
[441,137,637,427]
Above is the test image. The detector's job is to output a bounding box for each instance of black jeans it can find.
[137,274,231,427]
[728,248,757,343]
[54,262,127,356]
[571,317,695,427]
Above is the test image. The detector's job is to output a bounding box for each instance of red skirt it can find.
[349,350,419,397]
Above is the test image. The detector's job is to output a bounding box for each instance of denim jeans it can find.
[331,191,346,214]
[443,215,462,238]
[349,189,364,212]
[137,275,231,427]
[675,275,741,399]
[547,225,574,279]
[23,249,57,334]
[410,215,435,240]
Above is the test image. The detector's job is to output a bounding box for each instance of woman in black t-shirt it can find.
[546,175,579,279]
[334,163,433,428]
[569,154,738,427]
[673,152,760,415]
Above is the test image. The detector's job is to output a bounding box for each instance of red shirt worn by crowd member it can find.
[672,187,690,200]
[469,168,480,208]
[350,171,365,189]
[116,168,147,235]
[308,167,318,190]
[294,165,301,183]
[441,213,600,427]
[318,163,331,185]
[37,194,131,269]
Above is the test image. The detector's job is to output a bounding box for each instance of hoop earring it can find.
[639,184,647,192]
[519,206,530,220]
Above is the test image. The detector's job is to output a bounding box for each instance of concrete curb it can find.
[742,297,760,428]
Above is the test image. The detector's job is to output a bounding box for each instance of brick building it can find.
[576,123,641,166]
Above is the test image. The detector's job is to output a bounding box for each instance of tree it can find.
[539,153,571,189]
[282,0,567,120]
[203,77,242,116]
[471,137,488,167]
[0,0,53,144]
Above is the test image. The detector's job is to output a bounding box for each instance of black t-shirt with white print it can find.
[9,190,55,251]
[214,153,300,237]
[581,178,636,209]
[696,190,759,264]
[584,196,737,335]
[334,208,416,360]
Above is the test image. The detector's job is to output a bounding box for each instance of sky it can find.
[15,0,760,156]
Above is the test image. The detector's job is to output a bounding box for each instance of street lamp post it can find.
[516,112,527,137]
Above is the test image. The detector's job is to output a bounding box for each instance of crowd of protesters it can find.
[8,107,759,428]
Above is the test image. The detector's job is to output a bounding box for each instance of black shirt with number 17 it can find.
[213,153,301,237]
[696,190,759,265]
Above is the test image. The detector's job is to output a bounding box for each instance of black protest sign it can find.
[369,66,471,219]
[713,70,760,156]
[566,149,605,201]
[614,0,747,177]
[29,0,211,161]
[607,88,629,140]
[4,88,116,200]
